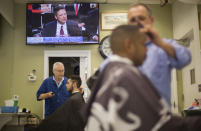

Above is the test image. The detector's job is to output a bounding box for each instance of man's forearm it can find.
[38,93,49,100]
[159,40,176,59]
[38,92,54,100]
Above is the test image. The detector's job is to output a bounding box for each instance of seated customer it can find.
[85,25,201,131]
[35,75,85,131]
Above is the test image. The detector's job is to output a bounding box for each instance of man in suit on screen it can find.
[41,6,82,37]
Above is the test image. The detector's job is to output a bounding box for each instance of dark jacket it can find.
[41,20,82,37]
[36,92,85,131]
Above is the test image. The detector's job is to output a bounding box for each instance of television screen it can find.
[26,3,99,45]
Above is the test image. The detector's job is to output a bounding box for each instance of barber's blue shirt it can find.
[36,76,70,118]
[138,39,191,106]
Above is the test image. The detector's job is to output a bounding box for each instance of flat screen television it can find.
[26,3,99,45]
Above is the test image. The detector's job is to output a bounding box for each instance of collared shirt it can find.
[53,76,64,88]
[56,21,68,37]
[72,90,80,94]
[74,3,80,13]
[138,39,191,106]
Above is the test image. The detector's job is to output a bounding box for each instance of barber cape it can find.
[85,55,201,131]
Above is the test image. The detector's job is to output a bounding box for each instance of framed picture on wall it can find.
[101,12,127,30]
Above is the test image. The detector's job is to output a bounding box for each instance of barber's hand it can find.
[140,25,164,47]
[46,91,55,98]
[140,25,176,58]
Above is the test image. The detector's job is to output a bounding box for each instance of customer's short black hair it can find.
[69,75,82,88]
[110,24,141,54]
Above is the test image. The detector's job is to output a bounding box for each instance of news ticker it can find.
[27,37,84,44]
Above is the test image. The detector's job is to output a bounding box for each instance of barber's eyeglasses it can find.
[130,17,136,23]
[129,17,144,28]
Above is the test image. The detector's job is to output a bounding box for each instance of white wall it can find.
[172,1,201,109]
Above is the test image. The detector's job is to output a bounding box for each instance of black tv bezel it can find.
[26,2,100,45]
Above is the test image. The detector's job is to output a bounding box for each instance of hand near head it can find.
[140,25,176,58]
[140,25,163,46]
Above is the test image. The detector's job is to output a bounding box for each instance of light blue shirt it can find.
[138,39,191,106]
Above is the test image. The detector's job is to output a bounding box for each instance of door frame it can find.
[43,50,91,118]
[44,50,91,78]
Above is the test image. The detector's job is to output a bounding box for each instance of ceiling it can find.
[14,0,201,5]
[14,0,175,4]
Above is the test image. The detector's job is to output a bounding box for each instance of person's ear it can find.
[55,15,57,20]
[53,69,55,75]
[124,38,133,52]
[150,16,154,25]
[72,82,77,89]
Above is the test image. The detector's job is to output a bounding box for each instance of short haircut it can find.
[110,25,141,54]
[69,75,82,88]
[54,6,66,16]
[129,3,152,17]
[53,62,64,70]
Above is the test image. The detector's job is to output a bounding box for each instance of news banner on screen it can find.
[26,3,99,45]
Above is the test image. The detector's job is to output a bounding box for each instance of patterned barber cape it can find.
[86,59,171,131]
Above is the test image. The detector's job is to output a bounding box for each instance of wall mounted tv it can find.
[26,3,99,45]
